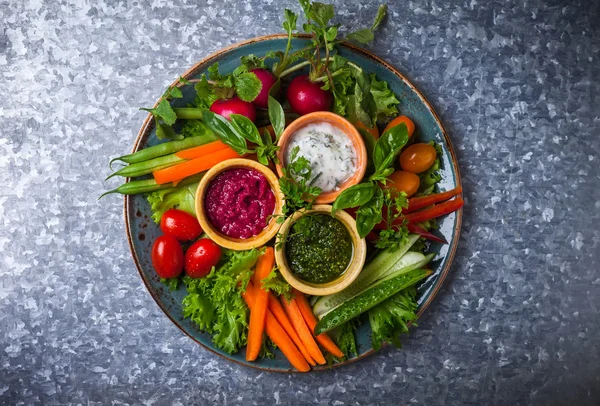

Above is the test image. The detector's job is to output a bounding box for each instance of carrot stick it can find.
[281,296,326,365]
[243,282,310,372]
[268,294,316,366]
[246,247,275,362]
[153,147,239,184]
[174,140,230,160]
[293,290,344,359]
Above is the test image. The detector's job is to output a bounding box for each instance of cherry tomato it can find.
[160,209,202,241]
[354,120,380,140]
[151,235,184,278]
[383,116,415,138]
[399,143,437,174]
[384,170,420,198]
[185,238,222,278]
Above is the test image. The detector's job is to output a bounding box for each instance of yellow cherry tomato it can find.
[354,120,380,140]
[383,170,420,198]
[383,116,415,138]
[399,143,437,174]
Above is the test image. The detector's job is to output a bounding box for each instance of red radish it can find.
[209,96,256,122]
[251,68,278,108]
[287,75,332,115]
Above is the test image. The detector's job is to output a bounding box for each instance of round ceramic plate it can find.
[125,35,462,372]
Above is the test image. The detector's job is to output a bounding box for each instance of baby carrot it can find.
[281,296,326,365]
[153,147,239,185]
[246,247,275,362]
[174,140,230,160]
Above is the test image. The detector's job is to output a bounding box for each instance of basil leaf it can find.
[356,188,384,238]
[201,110,249,154]
[234,71,262,102]
[372,123,409,174]
[268,95,285,141]
[332,183,377,214]
[229,114,262,145]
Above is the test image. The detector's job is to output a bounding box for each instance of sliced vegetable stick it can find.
[243,283,310,372]
[402,198,464,224]
[174,140,230,160]
[153,147,240,185]
[268,294,316,366]
[293,290,344,359]
[406,223,447,244]
[281,296,326,365]
[246,247,275,362]
[404,186,463,213]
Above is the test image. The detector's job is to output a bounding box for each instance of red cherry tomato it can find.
[151,235,184,278]
[185,238,222,278]
[160,209,202,241]
[209,96,256,122]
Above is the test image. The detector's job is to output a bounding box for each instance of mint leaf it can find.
[346,28,374,44]
[371,5,387,30]
[283,9,298,32]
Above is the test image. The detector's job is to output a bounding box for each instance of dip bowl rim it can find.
[275,111,368,204]
[195,158,284,250]
[274,204,367,296]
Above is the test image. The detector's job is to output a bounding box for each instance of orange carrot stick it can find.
[281,296,326,365]
[294,290,344,359]
[153,147,239,184]
[174,140,230,160]
[246,247,275,362]
[268,294,316,366]
[243,282,310,372]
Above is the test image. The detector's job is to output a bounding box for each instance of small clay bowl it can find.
[195,158,284,250]
[274,205,367,296]
[275,111,368,204]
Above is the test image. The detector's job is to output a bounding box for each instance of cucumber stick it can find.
[313,234,420,317]
[314,268,432,335]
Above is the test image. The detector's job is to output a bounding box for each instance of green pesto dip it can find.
[285,213,353,284]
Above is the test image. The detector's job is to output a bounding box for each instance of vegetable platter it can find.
[104,1,463,372]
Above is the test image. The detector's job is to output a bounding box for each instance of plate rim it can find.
[124,33,463,373]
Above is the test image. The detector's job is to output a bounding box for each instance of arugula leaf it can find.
[147,182,197,223]
[234,71,262,102]
[349,71,377,129]
[261,268,292,301]
[369,286,418,350]
[369,73,400,119]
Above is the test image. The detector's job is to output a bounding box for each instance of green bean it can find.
[109,134,217,168]
[99,172,205,199]
[173,108,204,120]
[106,153,185,180]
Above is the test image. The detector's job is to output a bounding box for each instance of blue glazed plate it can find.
[125,35,462,372]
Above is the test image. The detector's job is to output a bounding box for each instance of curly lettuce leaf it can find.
[181,249,261,354]
[261,268,292,301]
[368,286,419,351]
[147,183,198,223]
[369,73,399,119]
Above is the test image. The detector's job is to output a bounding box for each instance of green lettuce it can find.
[368,286,419,350]
[261,268,292,301]
[182,248,261,354]
[147,183,198,223]
[369,73,400,119]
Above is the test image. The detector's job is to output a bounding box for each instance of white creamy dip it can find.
[285,122,357,192]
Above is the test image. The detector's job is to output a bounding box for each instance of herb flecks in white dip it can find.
[285,122,357,192]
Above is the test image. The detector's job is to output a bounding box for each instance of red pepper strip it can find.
[405,186,463,214]
[402,198,464,224]
[406,223,447,244]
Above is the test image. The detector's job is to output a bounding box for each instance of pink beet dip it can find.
[204,168,275,239]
